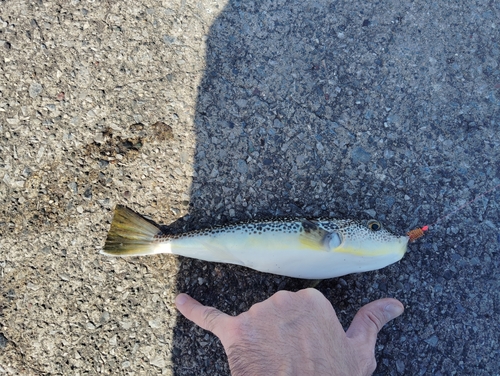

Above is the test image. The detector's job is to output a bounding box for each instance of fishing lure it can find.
[407,226,428,242]
[102,205,411,279]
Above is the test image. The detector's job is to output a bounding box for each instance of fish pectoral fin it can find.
[299,220,331,251]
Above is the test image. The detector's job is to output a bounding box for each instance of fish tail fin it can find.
[101,205,164,256]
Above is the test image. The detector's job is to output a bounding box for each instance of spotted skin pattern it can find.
[153,218,399,246]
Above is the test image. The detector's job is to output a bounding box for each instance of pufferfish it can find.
[101,205,411,279]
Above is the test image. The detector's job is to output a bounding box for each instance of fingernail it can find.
[176,294,188,306]
[384,303,404,317]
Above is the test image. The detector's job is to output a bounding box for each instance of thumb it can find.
[345,298,404,348]
[175,293,232,339]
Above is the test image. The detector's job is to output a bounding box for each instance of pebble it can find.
[100,312,110,323]
[351,146,371,164]
[68,182,78,194]
[148,319,162,329]
[29,82,43,98]
[236,159,248,174]
[163,35,177,44]
[425,335,439,347]
[150,356,166,368]
[109,335,117,347]
[364,209,376,218]
[396,360,405,374]
[0,333,7,349]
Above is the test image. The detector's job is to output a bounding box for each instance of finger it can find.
[175,293,232,337]
[296,288,340,318]
[345,298,404,347]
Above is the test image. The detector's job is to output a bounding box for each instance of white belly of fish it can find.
[157,232,403,279]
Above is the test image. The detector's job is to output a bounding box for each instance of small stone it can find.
[162,35,177,44]
[385,197,396,208]
[100,311,110,323]
[296,154,307,164]
[68,182,78,194]
[148,319,162,329]
[351,146,371,164]
[22,167,33,178]
[236,159,248,174]
[98,198,110,207]
[2,174,11,186]
[83,186,92,200]
[109,335,117,346]
[120,321,133,330]
[364,209,376,218]
[0,333,8,348]
[29,82,43,98]
[150,356,166,368]
[76,206,84,214]
[443,270,453,280]
[425,335,438,347]
[26,282,38,291]
[384,149,395,159]
[396,360,405,373]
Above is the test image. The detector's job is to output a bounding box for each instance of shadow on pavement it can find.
[172,1,500,374]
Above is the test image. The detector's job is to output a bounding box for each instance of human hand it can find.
[175,288,404,376]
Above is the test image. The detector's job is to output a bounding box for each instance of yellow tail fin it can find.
[102,205,162,256]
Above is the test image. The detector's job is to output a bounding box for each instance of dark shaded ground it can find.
[1,0,499,375]
[174,1,500,375]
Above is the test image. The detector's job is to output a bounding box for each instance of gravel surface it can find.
[1,0,499,375]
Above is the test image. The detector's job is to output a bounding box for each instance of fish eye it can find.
[367,220,382,231]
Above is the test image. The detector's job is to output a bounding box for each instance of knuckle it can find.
[298,288,332,311]
[247,300,267,316]
[271,290,294,306]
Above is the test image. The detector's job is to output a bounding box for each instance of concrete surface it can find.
[1,0,499,375]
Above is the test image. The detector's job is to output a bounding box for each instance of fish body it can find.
[102,205,409,279]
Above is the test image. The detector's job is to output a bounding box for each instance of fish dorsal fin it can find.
[299,220,331,251]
